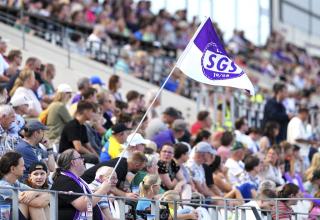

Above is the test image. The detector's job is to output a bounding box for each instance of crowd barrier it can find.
[0,186,318,220]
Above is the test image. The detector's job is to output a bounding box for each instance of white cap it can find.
[127,133,149,146]
[57,84,72,93]
[10,95,29,107]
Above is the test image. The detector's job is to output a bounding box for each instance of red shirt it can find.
[190,121,202,136]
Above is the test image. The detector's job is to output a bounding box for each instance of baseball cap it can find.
[10,95,29,107]
[90,76,105,86]
[112,123,130,134]
[28,161,48,174]
[259,180,276,192]
[163,107,181,118]
[127,133,148,146]
[24,120,48,132]
[231,141,245,151]
[194,141,216,155]
[311,170,320,182]
[172,119,188,131]
[57,83,72,93]
[77,77,90,90]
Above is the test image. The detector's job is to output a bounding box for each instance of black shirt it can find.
[157,160,180,190]
[59,119,88,153]
[103,112,113,130]
[262,97,289,143]
[81,157,128,186]
[51,174,102,220]
[203,164,214,187]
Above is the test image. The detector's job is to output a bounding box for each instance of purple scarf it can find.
[61,170,103,220]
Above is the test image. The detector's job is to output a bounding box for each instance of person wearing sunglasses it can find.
[16,120,56,180]
[51,149,112,220]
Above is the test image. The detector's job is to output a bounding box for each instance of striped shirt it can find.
[272,201,294,220]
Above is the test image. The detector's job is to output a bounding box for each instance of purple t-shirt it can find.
[152,129,175,149]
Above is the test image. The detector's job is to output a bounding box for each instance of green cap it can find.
[231,141,244,151]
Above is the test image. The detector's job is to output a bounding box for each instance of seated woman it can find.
[0,152,49,220]
[51,149,112,219]
[25,162,50,190]
[212,156,234,194]
[160,190,198,220]
[157,144,186,193]
[309,191,320,220]
[136,174,161,215]
[271,183,299,220]
[45,83,73,144]
[237,155,261,199]
[260,146,285,186]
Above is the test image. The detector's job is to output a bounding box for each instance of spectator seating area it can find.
[0,1,319,220]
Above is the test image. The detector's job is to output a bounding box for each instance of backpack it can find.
[39,108,49,125]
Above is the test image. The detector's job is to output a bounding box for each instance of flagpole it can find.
[108,66,177,181]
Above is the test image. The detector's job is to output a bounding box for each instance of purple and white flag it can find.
[176,17,255,95]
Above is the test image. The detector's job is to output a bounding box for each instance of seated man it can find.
[0,104,20,157]
[238,189,276,219]
[152,119,187,149]
[82,151,147,200]
[0,152,50,220]
[123,133,148,158]
[59,101,99,164]
[225,141,245,185]
[186,142,217,199]
[8,94,29,137]
[15,120,55,179]
[100,123,129,161]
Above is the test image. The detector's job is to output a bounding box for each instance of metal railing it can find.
[1,185,318,220]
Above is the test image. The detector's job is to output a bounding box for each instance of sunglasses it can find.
[72,156,84,161]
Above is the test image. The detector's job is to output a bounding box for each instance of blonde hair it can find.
[160,190,180,209]
[10,68,34,96]
[161,190,180,201]
[53,92,69,103]
[139,174,160,197]
[95,166,114,179]
[306,153,320,181]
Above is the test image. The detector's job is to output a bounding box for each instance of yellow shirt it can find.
[108,135,123,159]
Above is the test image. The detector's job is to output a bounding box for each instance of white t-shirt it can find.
[0,54,9,75]
[225,158,244,185]
[234,200,268,220]
[287,116,311,157]
[11,87,42,115]
[259,164,284,186]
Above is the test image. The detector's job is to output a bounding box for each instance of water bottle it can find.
[87,198,93,219]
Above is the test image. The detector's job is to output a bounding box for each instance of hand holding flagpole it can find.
[108,67,177,182]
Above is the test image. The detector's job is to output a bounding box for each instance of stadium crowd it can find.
[1,0,319,98]
[0,1,319,220]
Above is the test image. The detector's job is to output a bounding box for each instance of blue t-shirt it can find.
[0,179,30,206]
[8,114,25,138]
[99,141,111,162]
[136,199,151,211]
[15,140,47,178]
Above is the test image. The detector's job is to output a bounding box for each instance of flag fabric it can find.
[176,17,255,95]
